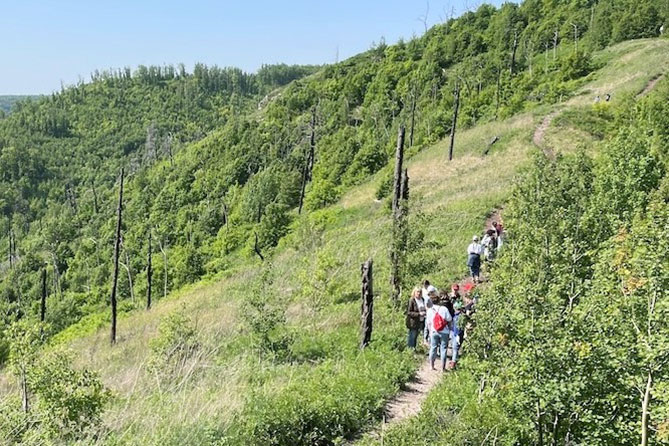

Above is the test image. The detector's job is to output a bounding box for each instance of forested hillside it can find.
[0,96,40,115]
[1,0,668,445]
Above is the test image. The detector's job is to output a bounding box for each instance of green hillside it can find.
[1,0,668,445]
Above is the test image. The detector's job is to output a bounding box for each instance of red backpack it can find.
[433,308,447,332]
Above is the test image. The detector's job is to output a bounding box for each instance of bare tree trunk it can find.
[360,259,374,349]
[390,169,409,307]
[20,369,29,413]
[307,107,316,182]
[495,71,501,120]
[553,29,559,61]
[40,268,47,322]
[391,126,406,215]
[51,252,61,298]
[146,230,152,310]
[641,372,652,446]
[510,31,519,76]
[121,244,135,302]
[158,239,168,299]
[222,202,229,230]
[409,92,417,147]
[449,84,461,160]
[110,168,124,345]
[254,232,264,261]
[536,400,544,446]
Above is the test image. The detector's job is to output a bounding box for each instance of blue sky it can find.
[1,0,505,94]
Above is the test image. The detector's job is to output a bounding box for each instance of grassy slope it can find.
[1,39,667,445]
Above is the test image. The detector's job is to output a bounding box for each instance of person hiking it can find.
[448,301,463,370]
[492,221,504,248]
[421,280,437,304]
[425,293,452,371]
[405,287,426,350]
[482,229,497,262]
[467,235,483,283]
[423,297,434,346]
[440,289,455,318]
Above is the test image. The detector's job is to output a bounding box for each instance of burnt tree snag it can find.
[449,83,461,161]
[390,168,410,307]
[40,268,47,323]
[391,126,406,215]
[254,232,264,261]
[409,91,417,147]
[146,230,153,310]
[360,259,374,349]
[110,168,124,345]
[510,30,519,76]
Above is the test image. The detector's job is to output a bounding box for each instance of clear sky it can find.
[1,0,505,94]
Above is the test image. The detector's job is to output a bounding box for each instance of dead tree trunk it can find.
[553,29,559,61]
[536,400,544,446]
[641,371,652,446]
[254,232,264,261]
[510,31,519,76]
[110,168,124,345]
[360,259,374,349]
[146,230,153,310]
[121,244,135,302]
[20,369,29,413]
[222,202,229,230]
[391,126,406,215]
[495,71,502,120]
[449,84,461,161]
[8,228,14,269]
[158,239,168,299]
[390,169,410,307]
[40,268,47,322]
[307,107,316,182]
[409,92,417,147]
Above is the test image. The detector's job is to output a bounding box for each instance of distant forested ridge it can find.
[0,96,41,115]
[0,0,667,350]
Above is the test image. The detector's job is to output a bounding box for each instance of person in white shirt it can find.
[421,280,437,305]
[425,294,452,371]
[467,235,483,283]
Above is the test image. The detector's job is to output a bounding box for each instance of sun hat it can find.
[473,235,479,241]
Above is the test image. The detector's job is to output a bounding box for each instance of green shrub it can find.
[148,309,200,379]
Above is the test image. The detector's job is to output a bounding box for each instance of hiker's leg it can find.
[407,328,418,349]
[429,333,438,368]
[440,333,448,370]
[451,334,460,363]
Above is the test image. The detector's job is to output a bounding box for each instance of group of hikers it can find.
[405,220,503,371]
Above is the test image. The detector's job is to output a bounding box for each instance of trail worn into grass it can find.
[533,111,558,159]
[384,360,443,423]
[637,74,664,98]
[356,209,503,444]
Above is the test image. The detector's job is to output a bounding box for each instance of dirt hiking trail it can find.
[351,209,504,443]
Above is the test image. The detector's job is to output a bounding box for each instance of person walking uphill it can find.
[406,287,427,350]
[426,293,452,371]
[467,235,483,283]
